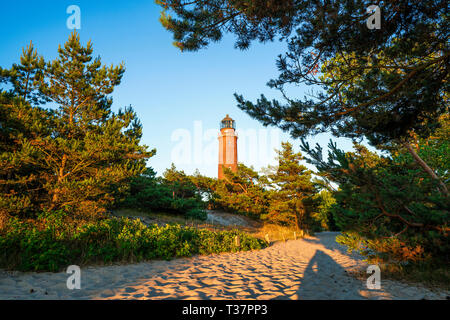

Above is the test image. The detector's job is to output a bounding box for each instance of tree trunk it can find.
[403,141,449,196]
[294,210,301,231]
[50,154,68,208]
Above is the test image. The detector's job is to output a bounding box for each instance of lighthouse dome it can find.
[220,114,236,129]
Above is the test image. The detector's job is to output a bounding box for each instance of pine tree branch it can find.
[402,141,449,196]
[333,52,450,117]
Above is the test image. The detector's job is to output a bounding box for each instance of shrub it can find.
[0,213,266,272]
[121,167,207,220]
[301,138,449,267]
[185,207,208,220]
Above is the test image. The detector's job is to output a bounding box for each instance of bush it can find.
[185,207,208,220]
[121,167,207,220]
[0,213,266,272]
[301,138,449,267]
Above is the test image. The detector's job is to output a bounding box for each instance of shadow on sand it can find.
[290,249,365,299]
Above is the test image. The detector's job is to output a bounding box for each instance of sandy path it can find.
[0,232,448,300]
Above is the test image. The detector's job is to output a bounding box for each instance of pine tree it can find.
[189,169,217,205]
[214,163,269,217]
[0,32,155,218]
[265,142,317,230]
[163,163,199,199]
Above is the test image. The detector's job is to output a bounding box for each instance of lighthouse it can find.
[218,114,238,179]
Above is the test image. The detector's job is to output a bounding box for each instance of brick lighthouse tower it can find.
[218,114,238,179]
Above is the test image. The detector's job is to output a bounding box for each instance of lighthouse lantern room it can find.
[218,114,238,179]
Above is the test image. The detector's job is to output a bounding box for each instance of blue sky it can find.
[1,0,357,177]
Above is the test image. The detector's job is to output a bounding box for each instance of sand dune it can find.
[0,232,448,300]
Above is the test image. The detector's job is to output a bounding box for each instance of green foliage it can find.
[0,213,266,272]
[0,91,53,216]
[212,164,270,218]
[263,142,318,231]
[163,164,203,201]
[157,0,298,51]
[0,32,154,219]
[189,169,217,203]
[301,133,449,265]
[310,190,338,232]
[120,166,207,220]
[185,207,207,220]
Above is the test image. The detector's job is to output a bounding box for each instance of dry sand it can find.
[0,232,448,300]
